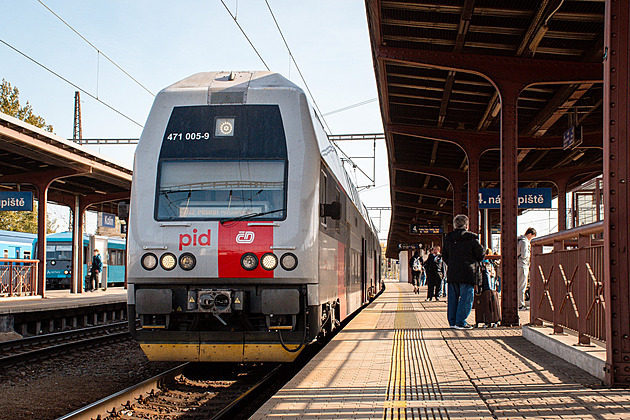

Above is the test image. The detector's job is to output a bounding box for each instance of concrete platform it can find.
[523,324,606,381]
[0,287,127,315]
[252,281,630,419]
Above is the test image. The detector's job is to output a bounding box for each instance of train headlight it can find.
[63,270,69,275]
[241,253,258,271]
[179,253,196,271]
[160,253,177,270]
[280,253,298,271]
[141,253,158,270]
[215,117,235,137]
[261,253,278,270]
[51,260,56,266]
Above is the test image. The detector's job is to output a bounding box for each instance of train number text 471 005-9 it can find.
[167,132,210,141]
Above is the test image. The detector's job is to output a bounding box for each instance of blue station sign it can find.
[0,191,33,211]
[100,212,116,228]
[479,188,552,209]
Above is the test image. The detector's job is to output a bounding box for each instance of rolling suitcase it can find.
[474,289,501,327]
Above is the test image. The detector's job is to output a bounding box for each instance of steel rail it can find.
[0,325,130,365]
[56,363,188,420]
[0,321,128,353]
[211,364,284,420]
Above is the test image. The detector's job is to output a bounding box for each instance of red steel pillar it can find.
[498,85,521,326]
[71,197,90,293]
[604,0,630,386]
[452,178,465,217]
[35,182,51,298]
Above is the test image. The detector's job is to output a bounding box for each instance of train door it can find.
[374,249,378,296]
[89,235,108,290]
[361,237,366,303]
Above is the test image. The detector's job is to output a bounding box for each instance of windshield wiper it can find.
[220,208,286,224]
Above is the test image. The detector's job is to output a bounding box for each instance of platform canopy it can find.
[365,1,605,258]
[0,112,132,214]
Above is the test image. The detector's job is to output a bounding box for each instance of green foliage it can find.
[0,79,53,132]
[0,210,37,233]
[0,80,57,234]
[0,202,58,234]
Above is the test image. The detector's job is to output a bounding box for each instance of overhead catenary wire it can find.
[323,98,378,117]
[219,0,270,71]
[37,0,155,97]
[263,0,332,134]
[0,38,144,128]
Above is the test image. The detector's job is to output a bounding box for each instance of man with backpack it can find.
[409,250,423,294]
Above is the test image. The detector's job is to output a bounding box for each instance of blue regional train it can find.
[0,230,126,289]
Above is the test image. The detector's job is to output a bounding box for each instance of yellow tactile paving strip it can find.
[251,281,630,419]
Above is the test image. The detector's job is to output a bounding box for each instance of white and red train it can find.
[127,71,381,362]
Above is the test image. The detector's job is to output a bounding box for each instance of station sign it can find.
[563,125,582,150]
[409,224,443,235]
[479,188,552,209]
[99,212,116,228]
[0,191,33,211]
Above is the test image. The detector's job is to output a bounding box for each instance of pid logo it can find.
[179,229,211,251]
[235,231,255,244]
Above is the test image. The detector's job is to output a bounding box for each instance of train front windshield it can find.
[157,160,286,220]
[47,245,72,260]
[155,105,289,222]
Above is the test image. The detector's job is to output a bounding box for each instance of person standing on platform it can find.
[89,249,103,292]
[424,246,444,301]
[409,250,423,294]
[517,227,537,310]
[442,214,485,329]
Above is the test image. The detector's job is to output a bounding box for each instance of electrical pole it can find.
[73,91,82,143]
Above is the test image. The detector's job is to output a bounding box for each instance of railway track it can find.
[0,321,129,365]
[57,362,283,420]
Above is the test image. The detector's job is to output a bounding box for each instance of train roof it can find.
[46,232,126,246]
[0,230,36,246]
[160,71,378,237]
[164,71,301,93]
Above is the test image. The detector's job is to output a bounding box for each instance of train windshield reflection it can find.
[156,160,286,220]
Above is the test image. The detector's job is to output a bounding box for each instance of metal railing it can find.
[0,259,39,297]
[530,221,605,344]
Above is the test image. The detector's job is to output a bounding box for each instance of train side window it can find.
[108,249,122,265]
[3,250,7,258]
[23,251,31,259]
[320,170,327,227]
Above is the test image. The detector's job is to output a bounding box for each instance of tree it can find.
[0,203,58,234]
[0,79,53,132]
[0,79,56,233]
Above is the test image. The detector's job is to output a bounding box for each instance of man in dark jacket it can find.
[89,249,103,292]
[424,246,443,301]
[442,214,486,329]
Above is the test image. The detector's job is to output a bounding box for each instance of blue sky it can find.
[1,0,392,238]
